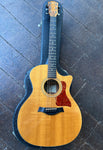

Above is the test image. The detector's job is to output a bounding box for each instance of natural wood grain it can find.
[17,64,82,147]
[48,1,58,17]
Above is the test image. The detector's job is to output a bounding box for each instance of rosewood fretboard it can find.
[48,16,57,78]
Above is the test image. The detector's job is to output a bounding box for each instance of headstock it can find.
[48,1,58,17]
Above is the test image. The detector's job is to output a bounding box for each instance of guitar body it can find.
[16,64,82,147]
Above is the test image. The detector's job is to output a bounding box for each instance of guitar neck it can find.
[48,16,57,78]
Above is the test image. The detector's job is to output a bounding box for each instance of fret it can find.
[48,59,56,62]
[48,65,56,68]
[48,67,56,69]
[49,60,56,62]
[49,48,56,50]
[48,66,56,68]
[49,35,56,36]
[49,40,56,43]
[48,66,56,69]
[49,36,56,38]
[49,40,56,42]
[49,43,56,46]
[50,24,56,27]
[48,53,56,56]
[48,70,56,72]
[49,42,56,44]
[48,69,56,72]
[49,46,56,48]
[49,30,56,32]
[49,55,56,58]
[49,29,56,31]
[49,50,56,53]
[48,71,56,74]
[49,27,56,30]
[49,36,56,40]
[48,72,56,74]
[50,28,56,30]
[50,21,56,23]
[49,32,56,34]
[49,40,56,41]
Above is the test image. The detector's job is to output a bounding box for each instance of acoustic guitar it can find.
[13,1,82,147]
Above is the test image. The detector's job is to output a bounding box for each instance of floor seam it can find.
[0,2,37,38]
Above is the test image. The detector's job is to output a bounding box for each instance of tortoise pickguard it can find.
[56,81,71,107]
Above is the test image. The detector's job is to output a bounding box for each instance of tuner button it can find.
[58,13,60,16]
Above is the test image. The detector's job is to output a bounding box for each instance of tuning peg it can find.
[46,8,48,10]
[58,13,60,16]
[46,13,49,14]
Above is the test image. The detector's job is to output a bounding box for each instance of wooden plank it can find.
[0,37,33,86]
[0,0,41,37]
[0,69,25,111]
[0,5,41,65]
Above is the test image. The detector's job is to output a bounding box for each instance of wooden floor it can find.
[0,0,103,150]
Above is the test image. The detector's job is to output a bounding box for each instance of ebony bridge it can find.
[38,107,64,115]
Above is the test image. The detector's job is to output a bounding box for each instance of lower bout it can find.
[17,109,82,147]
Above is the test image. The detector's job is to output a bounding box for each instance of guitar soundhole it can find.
[44,79,59,94]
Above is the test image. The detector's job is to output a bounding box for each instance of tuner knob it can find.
[58,13,60,16]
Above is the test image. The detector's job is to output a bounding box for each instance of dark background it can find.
[0,0,103,150]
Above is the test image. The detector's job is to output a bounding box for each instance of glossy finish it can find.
[17,65,82,147]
